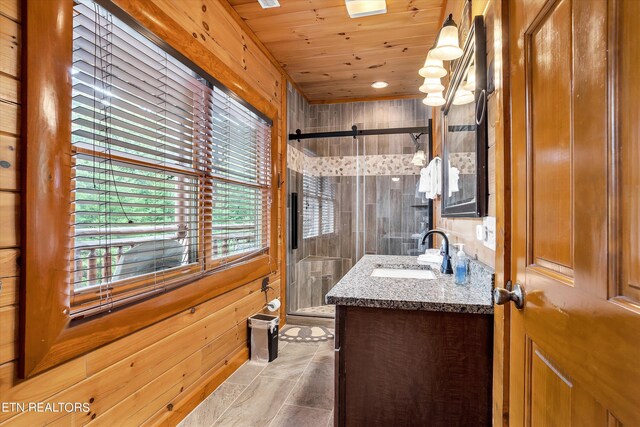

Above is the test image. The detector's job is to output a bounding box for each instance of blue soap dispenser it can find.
[454,244,468,285]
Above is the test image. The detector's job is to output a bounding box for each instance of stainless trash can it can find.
[248,314,279,363]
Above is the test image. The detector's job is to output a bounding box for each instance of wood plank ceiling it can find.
[227,0,446,103]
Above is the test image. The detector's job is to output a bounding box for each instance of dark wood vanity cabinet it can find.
[334,305,493,427]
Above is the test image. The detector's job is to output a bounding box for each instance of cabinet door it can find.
[334,305,346,427]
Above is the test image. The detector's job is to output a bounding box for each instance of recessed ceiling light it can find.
[371,81,388,89]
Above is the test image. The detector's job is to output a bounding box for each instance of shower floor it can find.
[295,304,335,317]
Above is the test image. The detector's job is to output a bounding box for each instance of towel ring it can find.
[476,89,487,125]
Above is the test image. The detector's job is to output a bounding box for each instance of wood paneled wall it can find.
[0,0,21,381]
[0,0,287,424]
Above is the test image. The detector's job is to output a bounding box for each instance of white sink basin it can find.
[370,268,436,280]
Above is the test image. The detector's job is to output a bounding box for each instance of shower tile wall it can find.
[286,83,432,314]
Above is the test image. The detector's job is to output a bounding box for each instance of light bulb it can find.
[419,77,445,94]
[419,51,447,78]
[423,92,445,107]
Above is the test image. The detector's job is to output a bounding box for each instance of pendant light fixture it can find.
[419,51,447,78]
[452,88,475,105]
[431,14,463,61]
[419,77,445,94]
[411,150,427,166]
[345,0,387,18]
[423,92,446,107]
[463,65,476,92]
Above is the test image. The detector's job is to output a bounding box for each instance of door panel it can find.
[620,0,640,303]
[530,0,573,276]
[509,0,640,425]
[530,345,572,427]
[528,339,616,427]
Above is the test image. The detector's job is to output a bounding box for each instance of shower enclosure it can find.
[286,120,433,319]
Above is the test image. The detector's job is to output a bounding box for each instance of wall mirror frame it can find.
[440,15,488,217]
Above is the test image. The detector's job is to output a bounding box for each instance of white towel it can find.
[448,161,460,197]
[419,157,441,199]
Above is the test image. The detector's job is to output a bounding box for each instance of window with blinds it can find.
[303,175,335,238]
[70,0,272,317]
[208,87,272,263]
[303,175,320,238]
[321,181,336,235]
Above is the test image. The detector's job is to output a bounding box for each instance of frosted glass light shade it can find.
[431,14,463,60]
[345,0,387,18]
[419,51,447,78]
[452,88,475,105]
[463,66,476,91]
[419,77,445,93]
[411,150,426,166]
[423,92,445,107]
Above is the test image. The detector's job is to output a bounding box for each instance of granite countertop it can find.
[325,255,494,314]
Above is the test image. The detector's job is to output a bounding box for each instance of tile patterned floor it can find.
[179,337,334,427]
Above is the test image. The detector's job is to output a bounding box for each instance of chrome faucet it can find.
[421,230,454,274]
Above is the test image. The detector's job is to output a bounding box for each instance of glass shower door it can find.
[286,132,363,318]
[286,121,432,319]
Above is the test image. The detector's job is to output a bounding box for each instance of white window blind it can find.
[303,175,335,238]
[321,179,336,235]
[303,175,321,238]
[207,87,272,263]
[70,1,272,317]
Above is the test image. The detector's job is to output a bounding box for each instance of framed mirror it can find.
[440,15,488,217]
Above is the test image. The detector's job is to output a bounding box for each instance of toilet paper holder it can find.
[261,277,279,312]
[265,298,281,312]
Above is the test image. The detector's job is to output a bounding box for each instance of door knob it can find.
[493,281,525,309]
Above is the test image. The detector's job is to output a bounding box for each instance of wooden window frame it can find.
[21,0,281,378]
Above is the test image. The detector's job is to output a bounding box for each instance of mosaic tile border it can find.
[287,145,422,177]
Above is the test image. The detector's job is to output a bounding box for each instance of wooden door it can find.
[507,0,640,425]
